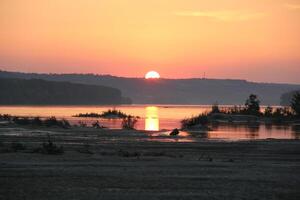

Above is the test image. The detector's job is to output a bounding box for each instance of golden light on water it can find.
[145,106,159,131]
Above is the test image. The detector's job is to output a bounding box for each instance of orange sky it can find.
[0,0,300,83]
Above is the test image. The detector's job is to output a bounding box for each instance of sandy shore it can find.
[1,124,300,200]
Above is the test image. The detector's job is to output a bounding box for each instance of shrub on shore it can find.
[211,103,221,114]
[291,92,300,117]
[33,134,64,155]
[0,114,13,121]
[92,120,105,129]
[0,114,71,128]
[44,117,70,128]
[264,106,273,117]
[245,94,261,116]
[122,116,138,129]
[78,121,87,127]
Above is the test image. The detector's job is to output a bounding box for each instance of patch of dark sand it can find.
[0,125,300,200]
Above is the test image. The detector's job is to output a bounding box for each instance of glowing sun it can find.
[145,71,160,79]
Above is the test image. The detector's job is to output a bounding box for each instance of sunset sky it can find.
[0,0,300,83]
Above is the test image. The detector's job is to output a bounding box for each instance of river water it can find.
[1,105,299,140]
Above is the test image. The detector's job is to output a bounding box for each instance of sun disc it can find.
[145,71,160,79]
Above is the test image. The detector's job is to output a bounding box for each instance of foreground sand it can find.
[0,125,300,200]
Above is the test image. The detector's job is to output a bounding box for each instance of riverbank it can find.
[1,125,300,200]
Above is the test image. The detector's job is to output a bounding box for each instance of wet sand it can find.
[1,125,300,200]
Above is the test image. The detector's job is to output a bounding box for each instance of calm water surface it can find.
[1,105,299,140]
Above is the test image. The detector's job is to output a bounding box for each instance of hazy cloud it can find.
[285,3,300,10]
[174,10,265,21]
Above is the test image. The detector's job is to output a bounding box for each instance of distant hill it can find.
[280,90,300,106]
[1,70,300,105]
[0,78,131,105]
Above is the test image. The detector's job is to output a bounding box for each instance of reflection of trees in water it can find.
[274,124,290,131]
[210,123,259,132]
[265,123,273,130]
[245,125,260,139]
[210,122,260,139]
[292,125,300,139]
[188,131,208,139]
[210,123,243,131]
[246,125,260,133]
[210,122,220,130]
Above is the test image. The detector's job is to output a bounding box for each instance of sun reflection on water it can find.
[145,106,159,131]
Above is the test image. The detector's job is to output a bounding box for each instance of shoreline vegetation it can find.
[181,93,300,131]
[0,112,140,130]
[0,115,71,129]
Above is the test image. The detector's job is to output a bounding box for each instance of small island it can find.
[73,109,139,119]
[182,93,300,131]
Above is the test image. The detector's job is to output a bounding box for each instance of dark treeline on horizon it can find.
[1,70,300,105]
[0,78,131,105]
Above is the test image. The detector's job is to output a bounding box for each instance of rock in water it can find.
[170,128,179,136]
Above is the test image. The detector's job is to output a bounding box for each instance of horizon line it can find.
[0,68,299,86]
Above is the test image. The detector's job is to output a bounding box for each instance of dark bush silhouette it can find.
[211,103,220,114]
[291,92,300,117]
[264,106,273,117]
[0,114,12,121]
[122,116,138,129]
[271,107,293,123]
[7,115,71,128]
[61,119,71,128]
[34,134,64,155]
[78,121,87,127]
[245,94,260,116]
[92,121,104,129]
[44,117,70,128]
[44,117,59,127]
[32,117,43,126]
